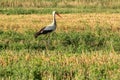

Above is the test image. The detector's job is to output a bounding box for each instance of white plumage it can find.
[34,11,61,38]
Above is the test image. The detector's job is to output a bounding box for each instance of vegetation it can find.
[0,27,120,53]
[0,0,120,14]
[0,13,120,79]
[0,0,120,80]
[0,51,120,80]
[0,0,120,8]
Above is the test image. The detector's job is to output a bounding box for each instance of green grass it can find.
[0,0,120,79]
[0,27,120,53]
[0,50,120,80]
[0,19,120,79]
[0,7,120,15]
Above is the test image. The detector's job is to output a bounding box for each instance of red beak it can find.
[56,13,62,18]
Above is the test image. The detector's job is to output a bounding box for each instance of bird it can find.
[34,11,62,38]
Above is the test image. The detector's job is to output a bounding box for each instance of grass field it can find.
[0,0,120,8]
[0,0,120,14]
[0,0,120,80]
[0,13,120,80]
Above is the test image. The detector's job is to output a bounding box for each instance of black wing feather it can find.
[34,27,46,38]
[34,27,53,38]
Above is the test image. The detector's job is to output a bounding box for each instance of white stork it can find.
[34,11,62,38]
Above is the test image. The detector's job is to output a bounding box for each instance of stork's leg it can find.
[44,33,51,51]
[47,33,51,48]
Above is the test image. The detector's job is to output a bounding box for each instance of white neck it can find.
[53,13,56,25]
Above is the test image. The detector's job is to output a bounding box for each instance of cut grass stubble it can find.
[0,51,120,80]
[0,13,120,79]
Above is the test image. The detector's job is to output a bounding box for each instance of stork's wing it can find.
[34,26,53,38]
[34,27,46,38]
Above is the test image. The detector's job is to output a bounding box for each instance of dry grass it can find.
[0,0,119,8]
[0,13,120,32]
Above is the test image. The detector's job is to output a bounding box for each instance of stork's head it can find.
[52,11,62,18]
[53,11,56,15]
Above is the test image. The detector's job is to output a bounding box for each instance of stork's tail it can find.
[34,27,45,38]
[34,31,41,38]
